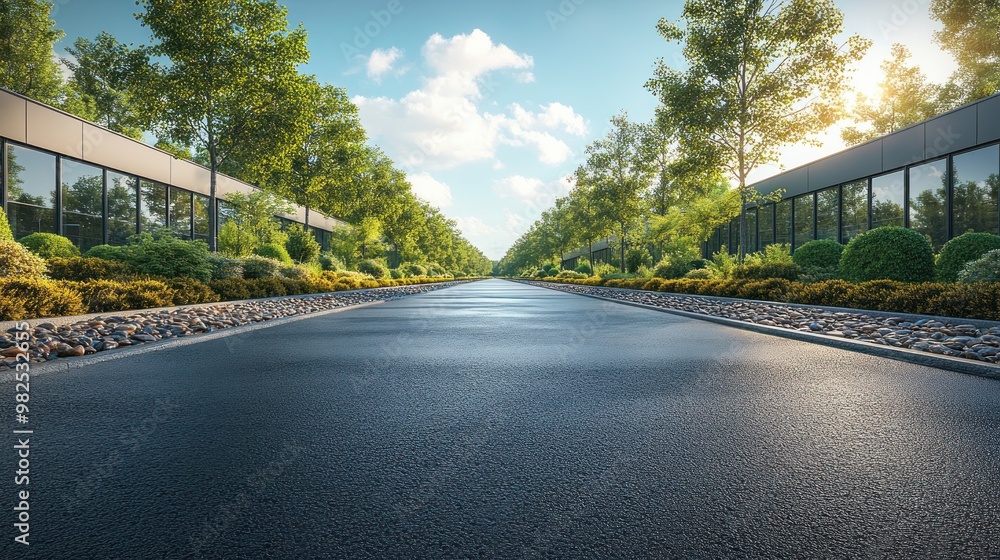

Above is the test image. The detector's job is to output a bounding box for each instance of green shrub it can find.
[555,270,587,279]
[732,262,801,281]
[0,277,85,320]
[279,264,312,281]
[209,278,252,301]
[69,279,176,313]
[744,243,793,266]
[0,212,13,243]
[84,244,128,261]
[593,262,619,278]
[285,223,320,264]
[18,232,80,259]
[840,226,935,283]
[797,266,840,284]
[653,258,693,279]
[166,277,219,305]
[389,268,404,279]
[246,277,288,298]
[358,259,389,279]
[426,263,446,276]
[46,256,138,281]
[318,252,344,271]
[705,246,737,279]
[734,278,794,301]
[625,247,652,273]
[542,263,556,273]
[574,260,592,275]
[399,262,427,277]
[0,241,48,278]
[793,239,844,269]
[205,253,244,281]
[684,268,712,279]
[254,243,293,266]
[936,233,1000,282]
[117,232,213,282]
[240,255,282,279]
[957,249,1000,282]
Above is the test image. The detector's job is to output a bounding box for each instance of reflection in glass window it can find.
[62,160,104,252]
[140,180,167,234]
[952,145,999,235]
[6,144,56,238]
[108,172,138,245]
[816,187,839,241]
[775,199,791,246]
[169,187,193,239]
[841,180,868,243]
[909,158,948,250]
[793,194,814,250]
[758,204,774,247]
[193,194,209,243]
[746,207,758,253]
[871,171,904,229]
[218,199,235,226]
[728,218,738,253]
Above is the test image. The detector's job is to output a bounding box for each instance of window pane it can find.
[746,207,758,253]
[193,193,209,242]
[758,204,774,247]
[61,159,104,252]
[793,194,814,250]
[108,172,138,245]
[218,199,234,227]
[871,171,904,229]
[169,187,192,239]
[816,187,839,241]
[140,180,166,233]
[775,200,791,245]
[841,180,869,243]
[952,145,999,235]
[908,158,948,250]
[6,145,56,238]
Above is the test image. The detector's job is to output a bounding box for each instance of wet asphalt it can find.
[6,279,1000,559]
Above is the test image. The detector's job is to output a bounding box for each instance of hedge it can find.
[937,233,1000,282]
[840,227,935,282]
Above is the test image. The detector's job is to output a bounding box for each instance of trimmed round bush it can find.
[0,277,85,320]
[653,258,692,279]
[684,268,712,279]
[285,224,320,264]
[839,227,935,282]
[0,240,48,278]
[254,243,293,266]
[205,253,244,281]
[574,260,592,275]
[389,268,404,279]
[84,244,128,261]
[240,255,282,279]
[792,239,844,269]
[318,253,344,271]
[400,262,427,277]
[957,249,1000,282]
[357,259,389,279]
[935,232,1000,282]
[555,270,586,279]
[47,256,137,281]
[18,232,80,259]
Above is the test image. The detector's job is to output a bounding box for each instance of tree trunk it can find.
[619,224,627,272]
[209,157,218,252]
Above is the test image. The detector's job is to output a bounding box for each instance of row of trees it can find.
[499,0,998,277]
[0,0,491,276]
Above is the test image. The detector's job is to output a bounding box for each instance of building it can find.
[0,88,346,253]
[705,93,1000,257]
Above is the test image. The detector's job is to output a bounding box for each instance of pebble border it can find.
[517,280,1000,379]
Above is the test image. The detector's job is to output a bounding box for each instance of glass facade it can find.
[61,159,104,252]
[840,179,868,243]
[140,180,167,234]
[6,144,56,239]
[169,187,193,240]
[908,158,948,250]
[793,194,814,250]
[871,171,904,229]
[193,193,210,243]
[728,218,737,253]
[816,187,839,241]
[951,144,999,235]
[774,199,791,246]
[758,204,774,247]
[108,172,138,245]
[745,208,758,253]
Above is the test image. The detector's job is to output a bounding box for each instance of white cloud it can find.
[455,216,500,236]
[366,47,402,81]
[354,29,580,170]
[493,175,573,209]
[408,172,453,208]
[515,72,536,83]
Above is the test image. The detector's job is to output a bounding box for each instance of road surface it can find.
[7,279,1000,558]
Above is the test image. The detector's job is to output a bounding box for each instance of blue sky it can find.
[50,0,955,259]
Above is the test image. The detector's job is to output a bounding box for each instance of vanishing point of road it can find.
[10,279,1000,558]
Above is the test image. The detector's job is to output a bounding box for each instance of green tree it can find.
[0,0,63,103]
[841,44,941,146]
[646,0,869,260]
[586,111,651,271]
[931,0,1000,105]
[132,0,313,251]
[63,32,149,139]
[566,167,612,269]
[217,190,292,257]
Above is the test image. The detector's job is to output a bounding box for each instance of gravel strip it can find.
[0,281,471,368]
[523,280,1000,365]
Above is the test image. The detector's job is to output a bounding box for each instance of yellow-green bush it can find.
[165,277,219,305]
[0,241,47,278]
[0,277,85,320]
[69,279,176,313]
[47,256,138,281]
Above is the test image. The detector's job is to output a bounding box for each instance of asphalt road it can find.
[6,279,1000,559]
